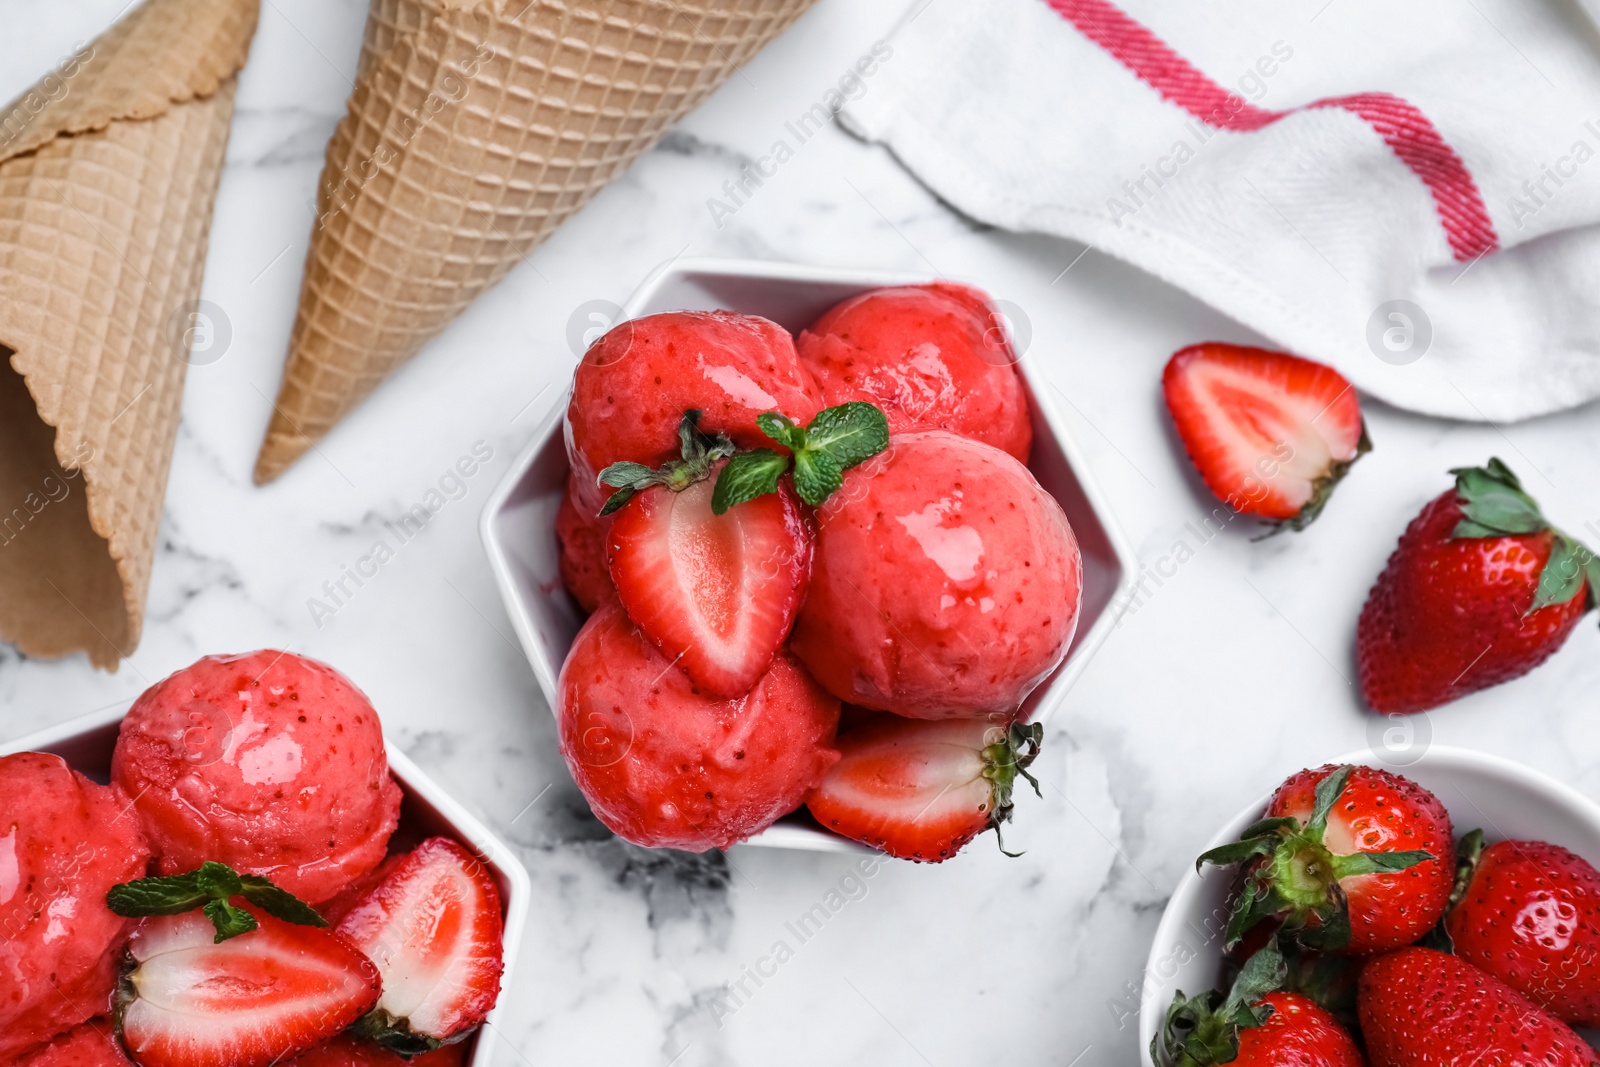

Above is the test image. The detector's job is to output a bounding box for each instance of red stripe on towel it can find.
[1045,0,1499,261]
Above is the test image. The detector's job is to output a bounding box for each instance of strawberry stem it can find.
[982,721,1043,857]
[1418,828,1488,953]
[350,1008,446,1056]
[595,411,736,516]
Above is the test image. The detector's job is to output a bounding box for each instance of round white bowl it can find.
[1137,746,1600,1060]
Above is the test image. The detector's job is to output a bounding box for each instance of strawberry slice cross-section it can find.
[805,714,1043,863]
[337,837,506,1054]
[1163,342,1369,531]
[599,410,813,698]
[607,471,811,699]
[115,909,381,1067]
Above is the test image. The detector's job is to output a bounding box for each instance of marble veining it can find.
[3,1,1600,1063]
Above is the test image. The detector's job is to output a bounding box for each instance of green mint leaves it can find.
[1449,457,1600,615]
[709,448,787,513]
[596,410,735,516]
[594,403,890,517]
[712,402,889,514]
[107,861,327,943]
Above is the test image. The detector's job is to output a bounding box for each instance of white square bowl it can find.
[480,257,1139,853]
[1,706,531,1066]
[1137,746,1600,1059]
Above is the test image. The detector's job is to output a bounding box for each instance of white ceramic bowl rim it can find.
[1137,745,1600,1059]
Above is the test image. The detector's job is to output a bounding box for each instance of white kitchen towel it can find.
[842,0,1600,421]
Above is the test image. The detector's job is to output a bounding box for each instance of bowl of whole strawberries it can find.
[0,650,527,1067]
[1140,748,1600,1065]
[482,258,1137,856]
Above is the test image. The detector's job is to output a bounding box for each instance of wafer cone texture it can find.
[0,0,259,667]
[254,0,818,483]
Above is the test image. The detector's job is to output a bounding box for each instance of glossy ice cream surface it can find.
[110,651,401,904]
[7,1020,131,1066]
[797,284,1032,462]
[0,755,150,1059]
[790,432,1081,718]
[555,471,613,613]
[558,602,840,850]
[565,310,820,514]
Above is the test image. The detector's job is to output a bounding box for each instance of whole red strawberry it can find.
[1152,940,1363,1067]
[1445,832,1600,1027]
[1162,343,1369,532]
[1358,458,1596,714]
[1359,947,1600,1067]
[1199,764,1452,955]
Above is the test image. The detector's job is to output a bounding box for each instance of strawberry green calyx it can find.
[983,720,1044,857]
[1449,457,1600,616]
[1445,827,1487,911]
[596,410,736,516]
[106,861,327,943]
[1420,828,1487,953]
[711,401,889,513]
[350,1008,447,1056]
[1196,766,1433,953]
[1151,937,1287,1067]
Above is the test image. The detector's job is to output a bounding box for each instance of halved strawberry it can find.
[805,715,1042,862]
[1163,343,1369,531]
[603,414,811,698]
[115,910,381,1067]
[336,838,505,1054]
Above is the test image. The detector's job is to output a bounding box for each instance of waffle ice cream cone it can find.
[0,0,259,667]
[253,0,817,483]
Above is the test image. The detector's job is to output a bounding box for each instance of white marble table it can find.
[4,2,1599,1063]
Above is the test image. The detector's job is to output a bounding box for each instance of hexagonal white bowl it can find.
[1,706,530,1067]
[480,257,1138,852]
[1138,746,1600,1060]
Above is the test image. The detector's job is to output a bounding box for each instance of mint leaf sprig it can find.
[1449,458,1600,615]
[107,861,327,943]
[596,410,735,517]
[712,401,889,514]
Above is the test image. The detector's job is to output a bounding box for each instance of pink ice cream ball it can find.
[789,431,1081,718]
[111,650,402,905]
[796,283,1032,463]
[0,754,150,1059]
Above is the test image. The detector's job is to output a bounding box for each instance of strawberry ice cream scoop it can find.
[9,1020,133,1066]
[558,602,841,850]
[111,651,402,905]
[797,284,1031,462]
[0,754,150,1059]
[790,432,1081,718]
[555,471,613,614]
[566,310,820,514]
